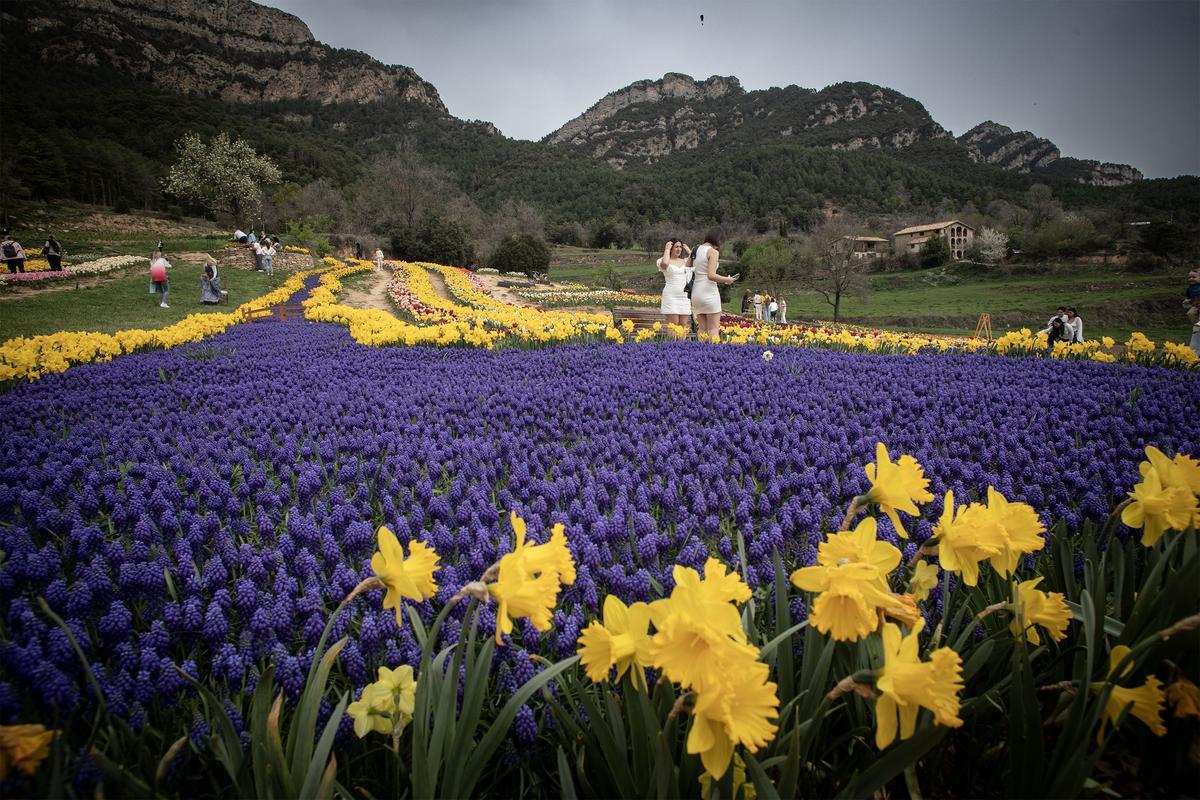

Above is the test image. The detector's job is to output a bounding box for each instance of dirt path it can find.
[470,273,536,307]
[421,266,457,303]
[338,266,399,314]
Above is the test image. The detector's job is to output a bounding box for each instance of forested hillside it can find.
[2,0,1197,239]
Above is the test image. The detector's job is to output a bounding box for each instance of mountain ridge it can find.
[546,72,1141,186]
[10,0,447,108]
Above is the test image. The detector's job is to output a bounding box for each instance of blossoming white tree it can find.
[163,132,281,222]
[976,227,1009,264]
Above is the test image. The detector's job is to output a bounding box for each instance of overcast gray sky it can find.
[267,0,1199,178]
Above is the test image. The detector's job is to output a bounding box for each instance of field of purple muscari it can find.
[1,319,1198,740]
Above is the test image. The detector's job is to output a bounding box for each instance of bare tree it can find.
[797,223,872,323]
[345,153,478,236]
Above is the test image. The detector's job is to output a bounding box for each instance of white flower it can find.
[762,350,774,362]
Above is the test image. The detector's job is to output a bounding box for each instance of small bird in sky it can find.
[700,13,704,25]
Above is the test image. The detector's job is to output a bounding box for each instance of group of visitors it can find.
[743,290,787,324]
[147,250,227,309]
[1040,306,1084,346]
[1,232,65,273]
[233,229,280,275]
[657,228,740,340]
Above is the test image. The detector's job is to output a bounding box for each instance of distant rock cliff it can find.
[545,75,948,168]
[8,0,447,108]
[958,121,1141,186]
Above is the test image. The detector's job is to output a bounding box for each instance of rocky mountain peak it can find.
[10,0,447,109]
[958,120,1141,185]
[545,73,742,146]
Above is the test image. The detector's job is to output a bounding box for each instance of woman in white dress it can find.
[657,238,692,335]
[690,227,738,342]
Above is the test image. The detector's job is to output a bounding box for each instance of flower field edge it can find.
[0,265,331,385]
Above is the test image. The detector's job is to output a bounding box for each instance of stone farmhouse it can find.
[836,236,890,259]
[891,220,976,260]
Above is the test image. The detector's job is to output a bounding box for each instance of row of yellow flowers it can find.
[0,266,331,384]
[994,328,1198,367]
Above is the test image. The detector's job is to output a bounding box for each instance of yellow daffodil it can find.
[911,560,939,601]
[347,682,397,738]
[0,724,57,780]
[864,442,933,538]
[791,561,896,641]
[874,621,964,749]
[687,659,779,780]
[371,526,440,625]
[1091,645,1166,743]
[1166,676,1200,719]
[578,595,653,689]
[648,559,757,691]
[816,518,902,576]
[1009,577,1070,644]
[932,491,1002,586]
[1121,465,1197,546]
[983,487,1046,576]
[521,516,577,586]
[1170,452,1200,496]
[346,665,418,738]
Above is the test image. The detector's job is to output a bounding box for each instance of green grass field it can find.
[549,246,1190,344]
[0,261,278,340]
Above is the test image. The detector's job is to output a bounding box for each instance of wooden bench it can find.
[611,307,694,337]
[244,303,305,322]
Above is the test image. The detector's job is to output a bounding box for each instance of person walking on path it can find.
[2,233,26,274]
[375,248,385,271]
[656,238,693,336]
[42,235,64,270]
[150,251,171,308]
[753,291,763,321]
[690,227,738,342]
[777,296,787,325]
[768,295,779,325]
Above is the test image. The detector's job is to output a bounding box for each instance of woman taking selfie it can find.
[657,238,692,336]
[689,227,737,341]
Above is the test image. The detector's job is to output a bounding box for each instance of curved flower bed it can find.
[0,255,148,286]
[0,326,1196,794]
[0,265,329,384]
[511,285,661,308]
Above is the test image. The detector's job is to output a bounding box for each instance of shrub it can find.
[489,234,551,279]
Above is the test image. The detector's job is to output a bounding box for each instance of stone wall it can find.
[215,247,313,272]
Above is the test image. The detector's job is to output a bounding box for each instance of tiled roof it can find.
[893,219,974,236]
[842,236,889,242]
